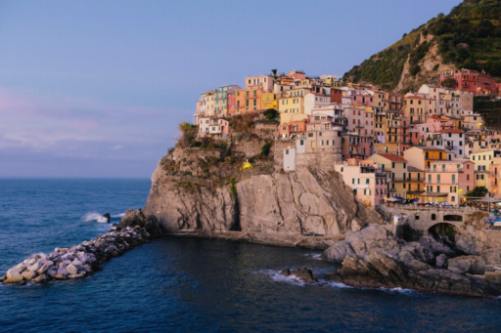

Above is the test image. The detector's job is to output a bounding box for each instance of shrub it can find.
[263,109,279,122]
[261,142,272,158]
[467,186,488,198]
[441,78,458,89]
[179,122,198,147]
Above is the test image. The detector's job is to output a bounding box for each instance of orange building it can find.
[232,87,264,115]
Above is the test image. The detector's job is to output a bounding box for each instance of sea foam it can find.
[82,212,109,223]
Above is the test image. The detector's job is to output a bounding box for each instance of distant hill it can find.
[343,0,501,91]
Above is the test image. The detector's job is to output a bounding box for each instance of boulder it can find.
[448,256,486,275]
[21,269,35,280]
[435,254,447,268]
[4,267,25,283]
[323,240,354,263]
[281,267,316,283]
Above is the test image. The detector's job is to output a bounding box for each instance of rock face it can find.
[2,209,162,284]
[323,224,501,297]
[145,147,382,249]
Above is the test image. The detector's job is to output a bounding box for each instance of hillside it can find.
[343,0,501,91]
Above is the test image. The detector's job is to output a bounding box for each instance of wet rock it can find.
[435,254,447,268]
[281,267,316,283]
[323,224,501,297]
[323,240,354,263]
[4,266,24,283]
[448,256,485,275]
[2,210,162,284]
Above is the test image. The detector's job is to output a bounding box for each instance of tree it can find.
[441,78,458,89]
[263,109,279,122]
[467,186,488,198]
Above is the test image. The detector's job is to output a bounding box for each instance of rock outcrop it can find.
[2,209,162,284]
[323,224,501,297]
[145,143,382,249]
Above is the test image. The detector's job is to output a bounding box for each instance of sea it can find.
[1,179,501,333]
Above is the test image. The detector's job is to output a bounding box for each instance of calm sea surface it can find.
[1,179,501,333]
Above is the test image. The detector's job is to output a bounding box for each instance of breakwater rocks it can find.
[1,209,163,284]
[323,224,501,297]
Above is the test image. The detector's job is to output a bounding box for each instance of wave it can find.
[261,269,416,296]
[304,253,323,261]
[321,280,353,289]
[112,213,125,218]
[260,269,306,286]
[378,287,416,295]
[82,212,109,224]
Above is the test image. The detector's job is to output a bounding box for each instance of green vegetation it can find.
[467,186,489,197]
[263,109,280,123]
[179,122,198,147]
[229,177,237,198]
[441,77,458,88]
[409,41,432,76]
[260,142,272,158]
[429,0,501,76]
[474,96,501,128]
[343,43,412,90]
[344,0,501,90]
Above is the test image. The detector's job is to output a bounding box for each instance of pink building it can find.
[423,160,475,205]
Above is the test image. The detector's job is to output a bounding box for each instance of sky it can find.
[0,0,462,178]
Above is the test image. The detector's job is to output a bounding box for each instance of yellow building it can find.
[369,153,408,198]
[470,150,501,187]
[261,92,278,110]
[403,146,449,170]
[406,166,425,200]
[403,93,433,124]
[278,88,309,124]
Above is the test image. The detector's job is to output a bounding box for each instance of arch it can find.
[443,214,463,222]
[428,223,457,247]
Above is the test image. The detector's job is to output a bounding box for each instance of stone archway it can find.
[428,222,458,247]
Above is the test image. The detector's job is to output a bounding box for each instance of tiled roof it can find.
[377,153,407,163]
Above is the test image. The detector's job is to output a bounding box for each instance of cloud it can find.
[0,86,188,164]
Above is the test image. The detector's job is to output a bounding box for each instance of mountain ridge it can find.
[343,0,501,91]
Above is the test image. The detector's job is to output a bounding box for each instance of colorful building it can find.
[334,159,388,207]
[423,160,475,205]
[369,153,407,198]
[440,69,499,96]
[404,146,450,170]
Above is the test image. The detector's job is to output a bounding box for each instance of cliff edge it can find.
[144,117,382,249]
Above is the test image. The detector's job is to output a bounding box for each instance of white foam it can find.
[378,287,415,295]
[323,280,353,289]
[304,253,323,261]
[261,269,306,286]
[82,212,108,224]
[112,212,125,218]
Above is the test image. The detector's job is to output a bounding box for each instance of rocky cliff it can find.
[144,116,501,296]
[144,143,382,249]
[145,115,381,248]
[323,220,501,297]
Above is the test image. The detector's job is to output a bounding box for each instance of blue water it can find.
[1,179,501,332]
